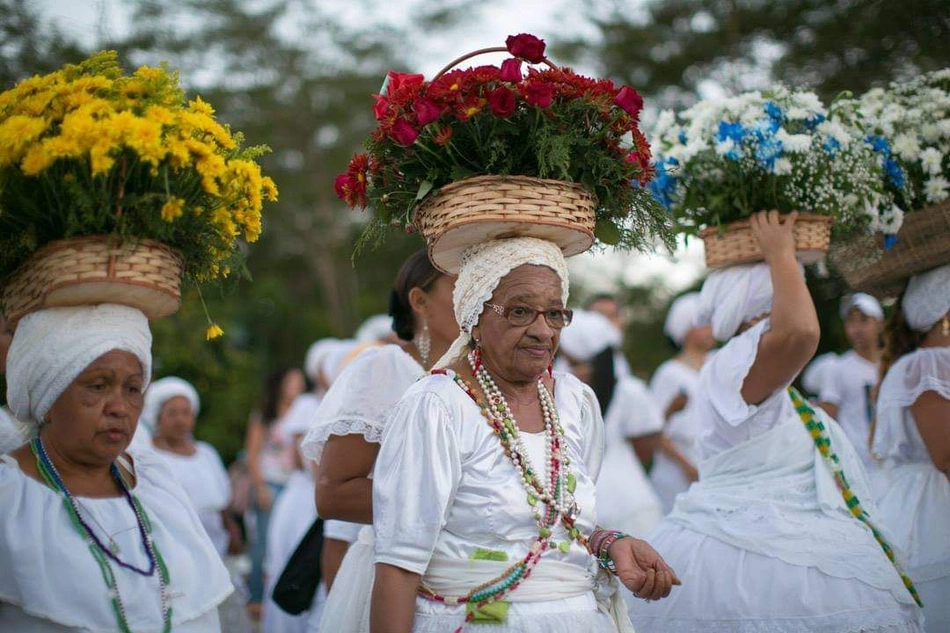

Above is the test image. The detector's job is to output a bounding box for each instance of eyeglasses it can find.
[485,303,574,329]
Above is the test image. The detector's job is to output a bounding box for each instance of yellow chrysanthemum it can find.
[205,324,225,340]
[160,197,185,222]
[0,115,49,167]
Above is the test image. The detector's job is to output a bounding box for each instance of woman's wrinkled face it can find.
[474,265,564,383]
[155,395,195,444]
[44,349,145,465]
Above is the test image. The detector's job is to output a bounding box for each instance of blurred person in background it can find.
[648,293,716,514]
[872,265,949,633]
[244,366,307,617]
[0,315,28,454]
[586,293,633,379]
[801,351,839,401]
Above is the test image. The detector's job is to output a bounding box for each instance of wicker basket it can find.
[700,213,833,269]
[830,200,950,298]
[414,175,596,273]
[2,236,183,325]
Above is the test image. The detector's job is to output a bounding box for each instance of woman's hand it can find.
[608,537,681,600]
[751,210,798,264]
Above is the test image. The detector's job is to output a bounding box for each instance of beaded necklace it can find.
[30,438,173,633]
[419,355,591,632]
[788,388,923,608]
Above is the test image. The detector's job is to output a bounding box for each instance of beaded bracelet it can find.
[595,530,631,575]
[588,529,611,557]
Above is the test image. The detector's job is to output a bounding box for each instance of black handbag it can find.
[271,517,324,615]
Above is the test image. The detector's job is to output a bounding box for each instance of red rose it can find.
[506,33,546,63]
[488,87,517,118]
[524,82,555,109]
[372,94,389,121]
[624,151,650,171]
[384,71,425,95]
[614,86,643,118]
[500,58,523,83]
[334,174,351,201]
[390,119,420,146]
[414,97,443,126]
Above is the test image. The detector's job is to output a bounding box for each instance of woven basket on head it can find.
[700,213,833,269]
[830,200,950,298]
[414,175,596,274]
[2,236,183,326]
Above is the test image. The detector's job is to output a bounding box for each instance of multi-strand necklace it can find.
[419,353,590,632]
[31,437,172,633]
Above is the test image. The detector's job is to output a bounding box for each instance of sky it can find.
[34,0,706,294]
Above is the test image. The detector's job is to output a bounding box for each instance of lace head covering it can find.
[139,376,200,435]
[6,304,152,428]
[664,292,701,346]
[558,309,621,362]
[840,292,884,321]
[903,264,950,333]
[696,263,782,342]
[434,237,569,368]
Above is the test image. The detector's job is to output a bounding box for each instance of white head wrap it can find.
[6,305,152,427]
[664,292,701,346]
[355,314,394,343]
[801,352,839,396]
[323,339,360,385]
[139,376,200,435]
[304,338,339,382]
[840,293,884,321]
[434,237,570,368]
[696,263,795,342]
[558,309,621,362]
[903,264,950,333]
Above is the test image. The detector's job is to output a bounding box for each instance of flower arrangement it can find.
[649,86,900,237]
[0,51,278,286]
[335,33,671,251]
[856,69,950,213]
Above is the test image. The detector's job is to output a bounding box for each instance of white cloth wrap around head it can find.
[433,237,570,369]
[304,337,339,382]
[558,309,621,362]
[664,292,701,346]
[696,263,800,342]
[355,314,394,343]
[6,304,152,427]
[902,264,950,333]
[840,292,884,321]
[139,376,200,435]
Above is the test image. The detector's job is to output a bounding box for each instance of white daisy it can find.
[919,147,943,175]
[924,176,949,203]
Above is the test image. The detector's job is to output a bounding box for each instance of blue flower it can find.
[884,234,898,250]
[823,136,841,157]
[648,158,679,210]
[752,117,780,137]
[866,135,891,156]
[884,158,906,188]
[756,137,784,169]
[764,101,783,123]
[716,121,746,144]
[678,130,687,144]
[804,114,825,130]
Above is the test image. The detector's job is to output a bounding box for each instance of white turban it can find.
[6,305,152,427]
[903,264,950,333]
[355,314,394,343]
[434,237,570,369]
[664,292,701,346]
[696,263,797,342]
[840,293,884,321]
[323,339,360,385]
[139,376,200,435]
[558,309,621,362]
[304,338,339,382]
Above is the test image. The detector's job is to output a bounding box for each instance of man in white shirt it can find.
[818,293,884,471]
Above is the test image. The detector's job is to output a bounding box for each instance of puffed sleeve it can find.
[372,388,461,574]
[614,377,664,439]
[702,319,779,427]
[817,360,844,406]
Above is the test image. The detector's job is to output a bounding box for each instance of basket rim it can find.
[697,212,833,238]
[15,233,183,260]
[418,174,592,202]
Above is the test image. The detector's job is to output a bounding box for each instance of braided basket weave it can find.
[700,213,833,268]
[414,175,596,273]
[2,236,182,325]
[831,200,950,298]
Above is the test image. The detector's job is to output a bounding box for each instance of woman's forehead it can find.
[496,265,562,295]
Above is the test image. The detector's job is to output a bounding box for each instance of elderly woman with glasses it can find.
[369,238,679,633]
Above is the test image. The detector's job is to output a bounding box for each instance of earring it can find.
[473,343,483,372]
[416,319,431,368]
[547,362,554,378]
[942,316,949,338]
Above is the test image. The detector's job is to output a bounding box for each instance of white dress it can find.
[648,359,701,514]
[873,347,950,633]
[0,447,232,632]
[819,350,883,483]
[596,375,664,538]
[631,320,923,633]
[373,371,630,633]
[299,345,426,633]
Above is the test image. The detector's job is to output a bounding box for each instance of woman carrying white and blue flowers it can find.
[631,212,924,633]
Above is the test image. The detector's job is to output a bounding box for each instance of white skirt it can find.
[316,526,375,633]
[630,524,924,633]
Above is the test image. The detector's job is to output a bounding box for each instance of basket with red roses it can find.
[336,33,672,272]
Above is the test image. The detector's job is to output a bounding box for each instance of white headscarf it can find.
[434,237,570,368]
[355,314,394,343]
[323,339,360,385]
[6,304,152,427]
[558,309,621,362]
[903,264,950,333]
[304,338,339,382]
[139,376,200,435]
[840,292,884,321]
[664,292,701,346]
[696,263,793,342]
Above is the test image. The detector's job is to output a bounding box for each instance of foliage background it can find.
[2,0,947,462]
